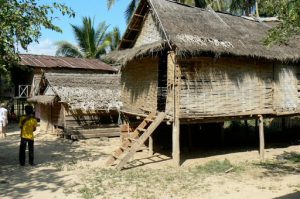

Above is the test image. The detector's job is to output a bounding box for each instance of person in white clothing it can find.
[0,103,8,138]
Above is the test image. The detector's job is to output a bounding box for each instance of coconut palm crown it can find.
[56,17,110,58]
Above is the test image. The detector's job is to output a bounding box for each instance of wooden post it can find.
[255,119,258,132]
[188,124,193,151]
[244,120,248,129]
[168,51,181,166]
[258,115,265,161]
[282,117,286,133]
[148,135,153,156]
[220,123,225,147]
[173,118,180,166]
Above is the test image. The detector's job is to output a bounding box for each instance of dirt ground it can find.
[0,123,300,199]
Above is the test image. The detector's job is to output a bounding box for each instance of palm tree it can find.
[107,27,121,51]
[56,17,110,58]
[107,0,208,23]
[107,0,139,23]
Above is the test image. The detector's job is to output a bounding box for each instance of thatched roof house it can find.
[21,55,121,138]
[104,0,300,168]
[17,54,117,98]
[28,71,121,138]
[107,0,300,64]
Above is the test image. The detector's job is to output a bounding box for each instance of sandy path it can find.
[0,123,300,199]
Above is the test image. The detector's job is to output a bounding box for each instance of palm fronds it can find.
[55,41,83,58]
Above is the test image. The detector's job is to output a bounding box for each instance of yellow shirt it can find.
[19,116,37,140]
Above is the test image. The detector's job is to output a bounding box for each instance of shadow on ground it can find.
[0,123,108,198]
[253,151,300,177]
[274,192,300,199]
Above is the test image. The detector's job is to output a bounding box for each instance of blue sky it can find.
[21,0,128,55]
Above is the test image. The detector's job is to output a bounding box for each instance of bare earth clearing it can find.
[0,123,300,199]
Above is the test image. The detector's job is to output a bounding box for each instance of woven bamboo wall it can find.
[178,58,274,118]
[273,65,299,113]
[121,57,159,114]
[39,104,54,133]
[51,103,64,127]
[134,13,162,48]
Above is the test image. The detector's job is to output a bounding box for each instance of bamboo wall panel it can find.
[121,57,159,113]
[179,58,274,118]
[273,65,299,113]
[64,109,119,128]
[39,104,54,133]
[134,13,162,48]
[51,103,64,127]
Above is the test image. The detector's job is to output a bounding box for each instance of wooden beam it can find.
[148,135,153,156]
[168,51,181,167]
[134,13,144,18]
[172,118,180,166]
[128,27,140,32]
[220,124,225,146]
[188,124,193,151]
[121,39,134,43]
[258,115,265,161]
[282,117,286,133]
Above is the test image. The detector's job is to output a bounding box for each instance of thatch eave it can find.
[27,95,57,105]
[104,42,168,65]
[175,46,300,63]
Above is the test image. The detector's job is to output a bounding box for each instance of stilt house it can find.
[105,0,300,169]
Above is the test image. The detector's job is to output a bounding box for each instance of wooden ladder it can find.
[105,111,166,170]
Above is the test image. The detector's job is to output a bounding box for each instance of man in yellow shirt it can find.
[19,105,37,166]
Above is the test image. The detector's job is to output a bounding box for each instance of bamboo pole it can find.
[258,115,265,161]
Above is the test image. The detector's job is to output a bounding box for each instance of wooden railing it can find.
[18,85,31,98]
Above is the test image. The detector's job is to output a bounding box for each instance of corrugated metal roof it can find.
[19,54,117,72]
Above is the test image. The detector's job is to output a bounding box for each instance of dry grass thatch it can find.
[45,72,121,110]
[27,95,57,105]
[105,0,300,64]
[105,42,166,64]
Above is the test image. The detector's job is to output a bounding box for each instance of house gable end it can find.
[133,13,163,48]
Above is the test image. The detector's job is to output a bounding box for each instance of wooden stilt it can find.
[168,51,181,167]
[282,117,286,133]
[172,118,180,166]
[244,120,248,131]
[258,115,265,161]
[188,124,193,151]
[148,135,153,156]
[220,123,225,147]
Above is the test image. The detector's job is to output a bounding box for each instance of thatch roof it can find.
[105,42,166,64]
[19,54,118,72]
[27,95,57,105]
[105,0,300,64]
[44,72,121,110]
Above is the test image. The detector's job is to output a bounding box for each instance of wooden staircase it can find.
[105,111,166,170]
